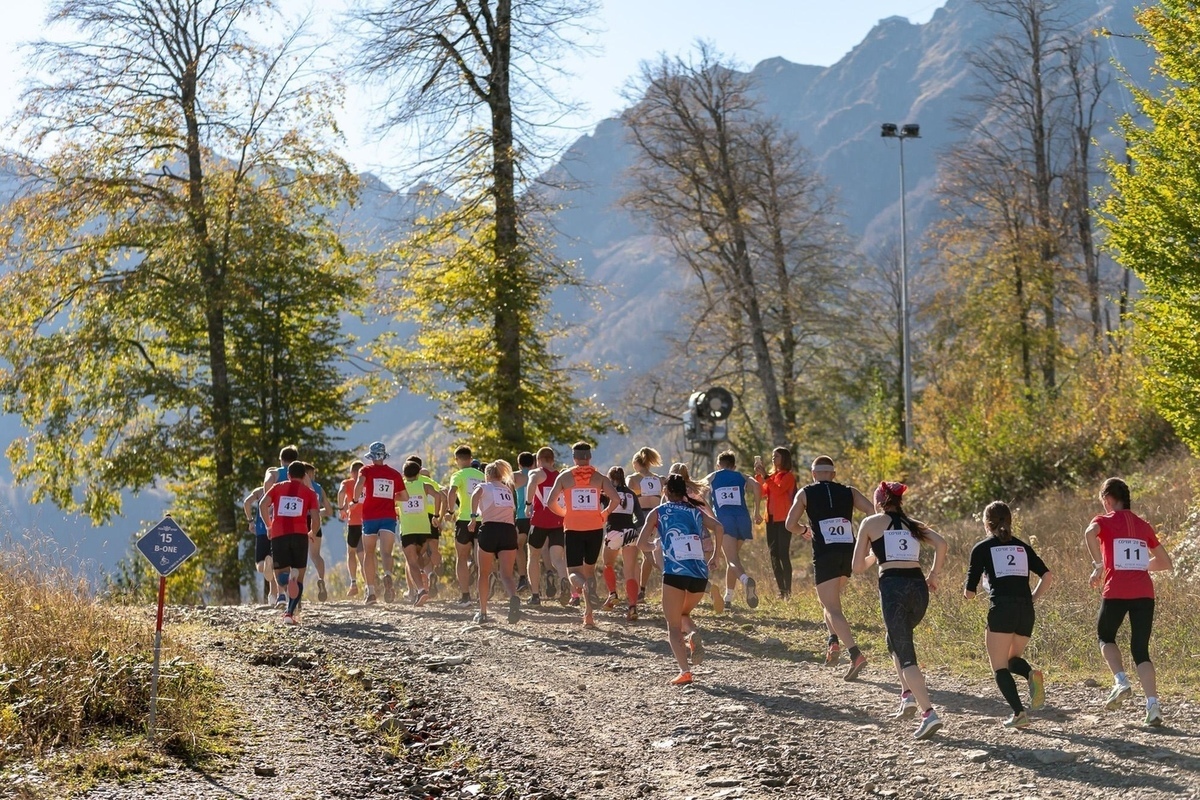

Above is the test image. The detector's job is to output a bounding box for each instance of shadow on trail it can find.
[692,681,870,726]
[933,733,1192,795]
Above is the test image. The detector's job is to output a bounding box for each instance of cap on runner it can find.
[366,441,389,461]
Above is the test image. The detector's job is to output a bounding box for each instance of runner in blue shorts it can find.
[704,451,762,610]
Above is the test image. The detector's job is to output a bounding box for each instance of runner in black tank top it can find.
[784,456,874,676]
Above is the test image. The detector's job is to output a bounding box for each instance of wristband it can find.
[1092,561,1102,570]
[471,513,480,519]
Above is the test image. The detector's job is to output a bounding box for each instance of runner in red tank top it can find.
[547,442,619,628]
[526,446,571,605]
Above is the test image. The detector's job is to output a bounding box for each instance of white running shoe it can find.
[1105,682,1133,711]
[914,709,942,740]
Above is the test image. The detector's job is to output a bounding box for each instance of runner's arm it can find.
[850,486,875,516]
[1083,521,1103,588]
[925,530,948,591]
[599,476,619,518]
[851,517,875,574]
[1148,543,1173,573]
[258,492,273,528]
[701,513,724,566]
[263,468,278,493]
[469,485,482,530]
[636,508,659,552]
[547,472,569,517]
[748,478,763,523]
[783,492,810,539]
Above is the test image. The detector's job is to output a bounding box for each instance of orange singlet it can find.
[562,467,606,531]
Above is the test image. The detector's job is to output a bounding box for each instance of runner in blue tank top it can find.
[638,474,724,686]
[704,451,763,611]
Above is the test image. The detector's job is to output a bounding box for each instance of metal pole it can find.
[899,137,914,450]
[147,575,166,742]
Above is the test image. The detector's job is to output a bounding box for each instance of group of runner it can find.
[246,442,1175,740]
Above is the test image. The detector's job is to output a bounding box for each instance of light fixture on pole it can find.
[880,122,920,450]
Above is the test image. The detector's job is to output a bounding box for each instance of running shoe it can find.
[383,574,395,604]
[544,572,557,599]
[687,632,705,666]
[528,595,541,606]
[559,577,572,605]
[1145,701,1163,727]
[1028,669,1045,711]
[638,587,647,603]
[414,589,429,607]
[892,692,918,719]
[744,576,759,609]
[843,652,868,682]
[603,592,619,610]
[669,672,693,686]
[583,613,597,630]
[569,595,581,607]
[317,579,328,602]
[282,613,297,626]
[1003,711,1030,729]
[347,582,360,598]
[516,575,531,593]
[825,643,842,667]
[456,593,473,606]
[472,611,489,624]
[1105,682,1133,711]
[626,605,638,622]
[427,577,439,599]
[508,594,522,624]
[275,593,287,609]
[914,709,942,740]
[712,592,725,614]
[364,591,378,606]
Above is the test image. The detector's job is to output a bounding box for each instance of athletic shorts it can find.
[663,573,709,593]
[813,549,854,585]
[565,529,604,568]
[429,516,441,538]
[346,524,363,549]
[479,522,519,554]
[270,534,309,571]
[455,519,476,546]
[313,526,323,540]
[988,597,1035,637]
[362,518,397,536]
[255,534,271,563]
[718,512,753,541]
[605,528,638,550]
[400,533,428,550]
[516,517,531,536]
[529,525,565,550]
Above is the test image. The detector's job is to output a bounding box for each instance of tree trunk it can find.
[490,0,524,453]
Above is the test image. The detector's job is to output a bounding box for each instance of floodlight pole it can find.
[882,123,920,450]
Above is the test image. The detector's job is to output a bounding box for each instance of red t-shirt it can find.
[360,463,404,521]
[756,470,797,522]
[265,479,319,539]
[1094,509,1160,600]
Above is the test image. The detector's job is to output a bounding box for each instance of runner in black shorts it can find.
[785,457,875,674]
[468,460,522,624]
[527,446,570,605]
[964,501,1053,729]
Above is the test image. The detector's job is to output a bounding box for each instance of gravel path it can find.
[78,595,1200,800]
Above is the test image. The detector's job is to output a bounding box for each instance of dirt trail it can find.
[80,596,1200,800]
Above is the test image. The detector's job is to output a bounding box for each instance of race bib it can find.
[991,545,1028,578]
[571,488,599,511]
[883,528,919,562]
[640,477,662,496]
[492,487,514,507]
[277,496,304,518]
[372,478,395,499]
[403,494,425,513]
[819,517,853,545]
[542,486,560,506]
[467,478,484,495]
[1113,538,1149,571]
[670,533,704,562]
[618,493,637,514]
[714,486,742,508]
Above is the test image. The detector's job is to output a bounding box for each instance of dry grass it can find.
[0,539,236,786]
[730,447,1200,695]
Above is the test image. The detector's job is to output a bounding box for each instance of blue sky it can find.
[0,1,944,175]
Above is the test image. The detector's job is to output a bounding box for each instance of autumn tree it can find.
[1101,0,1200,453]
[622,44,847,454]
[0,0,365,600]
[350,0,615,455]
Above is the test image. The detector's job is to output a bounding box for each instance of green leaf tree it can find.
[0,0,366,600]
[1100,0,1200,455]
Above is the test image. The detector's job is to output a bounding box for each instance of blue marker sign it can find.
[136,516,197,577]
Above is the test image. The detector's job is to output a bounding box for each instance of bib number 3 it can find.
[883,528,919,562]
